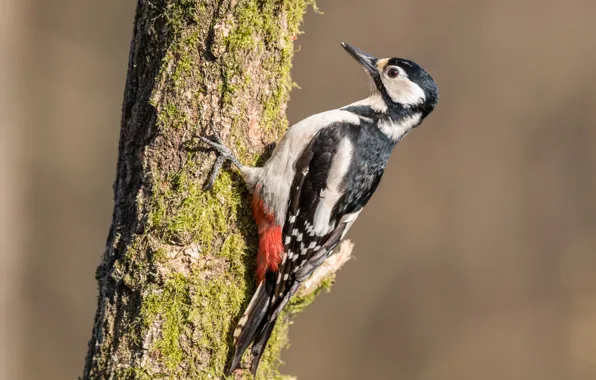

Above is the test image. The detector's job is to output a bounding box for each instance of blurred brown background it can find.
[2,0,596,379]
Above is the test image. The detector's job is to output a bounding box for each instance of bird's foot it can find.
[195,133,242,191]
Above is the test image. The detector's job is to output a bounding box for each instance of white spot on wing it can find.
[284,236,291,245]
[305,222,314,235]
[338,210,362,238]
[308,241,316,249]
[289,214,296,223]
[312,138,353,236]
[297,233,303,242]
[340,210,362,224]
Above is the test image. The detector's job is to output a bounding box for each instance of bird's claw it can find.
[194,133,242,191]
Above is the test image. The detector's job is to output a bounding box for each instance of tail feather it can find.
[249,281,301,375]
[226,274,300,376]
[225,280,272,375]
[249,317,278,375]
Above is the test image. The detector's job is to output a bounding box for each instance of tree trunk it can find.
[82,1,352,379]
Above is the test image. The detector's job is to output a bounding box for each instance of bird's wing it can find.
[270,123,372,309]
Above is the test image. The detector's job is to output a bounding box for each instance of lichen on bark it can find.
[82,1,350,379]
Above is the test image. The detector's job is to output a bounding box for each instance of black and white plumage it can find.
[198,42,439,376]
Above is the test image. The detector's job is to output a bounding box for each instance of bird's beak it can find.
[341,42,378,76]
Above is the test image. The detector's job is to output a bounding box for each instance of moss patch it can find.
[137,268,253,378]
[141,274,193,372]
[151,165,246,250]
[220,0,318,139]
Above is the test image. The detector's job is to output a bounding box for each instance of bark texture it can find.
[81,1,354,379]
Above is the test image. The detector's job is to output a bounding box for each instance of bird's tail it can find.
[249,315,278,374]
[226,279,276,375]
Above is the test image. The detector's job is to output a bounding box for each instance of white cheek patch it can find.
[381,68,426,106]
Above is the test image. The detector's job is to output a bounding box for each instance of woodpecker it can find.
[198,42,439,376]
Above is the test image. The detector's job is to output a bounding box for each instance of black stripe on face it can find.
[387,57,421,77]
[373,59,397,109]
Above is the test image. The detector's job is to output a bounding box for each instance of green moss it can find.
[220,0,316,137]
[141,274,192,372]
[190,273,253,376]
[173,53,193,83]
[150,165,247,252]
[163,0,199,34]
[157,101,188,129]
[225,1,266,52]
[151,247,168,263]
[288,276,334,314]
[117,367,153,380]
[151,2,207,131]
[135,262,255,378]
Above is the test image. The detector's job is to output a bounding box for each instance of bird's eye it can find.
[386,67,400,78]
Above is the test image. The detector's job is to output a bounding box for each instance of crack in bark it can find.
[203,0,228,62]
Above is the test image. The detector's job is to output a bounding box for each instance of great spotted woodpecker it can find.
[198,42,439,375]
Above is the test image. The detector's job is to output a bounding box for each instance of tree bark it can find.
[82,1,352,379]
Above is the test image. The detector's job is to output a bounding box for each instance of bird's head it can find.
[342,42,438,118]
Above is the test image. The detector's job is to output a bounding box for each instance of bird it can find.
[197,42,439,376]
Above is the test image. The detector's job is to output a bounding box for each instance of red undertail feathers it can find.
[251,191,284,283]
